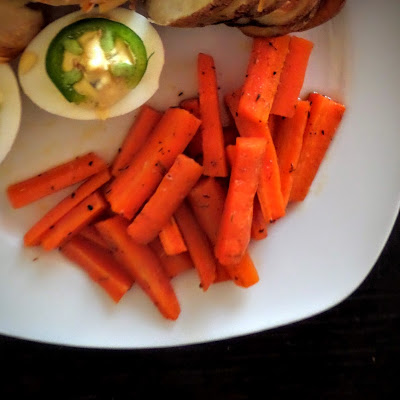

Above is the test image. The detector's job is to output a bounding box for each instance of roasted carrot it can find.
[271,36,314,118]
[174,201,217,291]
[238,36,291,125]
[215,137,266,266]
[150,237,193,279]
[96,216,181,320]
[268,114,281,142]
[105,107,201,219]
[24,169,111,247]
[127,154,203,244]
[225,144,268,241]
[225,90,285,222]
[7,152,108,209]
[41,191,108,251]
[180,97,203,160]
[187,177,259,287]
[159,216,188,255]
[223,125,239,147]
[198,53,228,177]
[79,225,110,250]
[111,105,163,176]
[290,92,346,202]
[60,235,134,303]
[274,100,310,207]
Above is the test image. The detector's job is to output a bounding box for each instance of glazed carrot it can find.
[274,100,310,207]
[159,216,188,255]
[251,196,268,241]
[96,216,181,320]
[105,107,201,219]
[41,191,108,251]
[198,53,228,177]
[150,237,193,279]
[180,97,203,160]
[24,169,111,247]
[111,105,163,176]
[215,137,266,266]
[7,152,108,209]
[238,36,291,125]
[79,225,110,250]
[174,202,217,291]
[225,90,285,221]
[225,144,268,241]
[290,92,346,202]
[271,36,314,118]
[127,154,203,244]
[60,235,134,303]
[187,177,259,287]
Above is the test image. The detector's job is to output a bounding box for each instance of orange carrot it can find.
[274,100,310,207]
[225,144,268,241]
[251,196,268,240]
[268,114,281,142]
[238,36,291,125]
[180,97,203,160]
[7,152,108,209]
[96,216,181,320]
[41,191,108,251]
[271,36,314,118]
[223,125,239,147]
[127,154,203,244]
[150,237,193,279]
[60,235,134,303]
[111,105,163,176]
[79,225,110,250]
[174,201,217,291]
[105,107,201,219]
[198,53,228,177]
[225,90,285,222]
[159,216,188,255]
[215,137,266,266]
[187,177,259,287]
[24,169,111,247]
[290,92,346,202]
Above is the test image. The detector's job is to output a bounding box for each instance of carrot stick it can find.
[174,201,217,291]
[215,137,266,266]
[60,235,134,303]
[251,196,268,241]
[223,125,239,147]
[225,90,285,222]
[150,237,193,279]
[7,152,108,209]
[111,105,163,176]
[274,100,310,207]
[24,169,111,247]
[238,36,291,125]
[127,154,203,244]
[271,36,314,118]
[79,225,110,250]
[225,144,268,241]
[105,107,201,219]
[158,216,188,255]
[268,114,281,142]
[41,191,108,251]
[95,216,181,320]
[180,97,203,160]
[290,92,346,202]
[198,53,228,177]
[187,177,259,287]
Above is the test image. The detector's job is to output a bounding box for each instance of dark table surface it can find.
[1,212,399,399]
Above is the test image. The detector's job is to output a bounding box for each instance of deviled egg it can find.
[18,8,164,120]
[0,64,22,164]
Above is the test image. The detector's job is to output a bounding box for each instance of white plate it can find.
[0,0,399,349]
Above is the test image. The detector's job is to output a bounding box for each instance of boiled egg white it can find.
[0,63,22,164]
[18,8,164,120]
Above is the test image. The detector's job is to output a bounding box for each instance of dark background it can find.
[1,212,399,399]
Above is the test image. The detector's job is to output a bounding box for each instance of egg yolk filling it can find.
[46,18,148,110]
